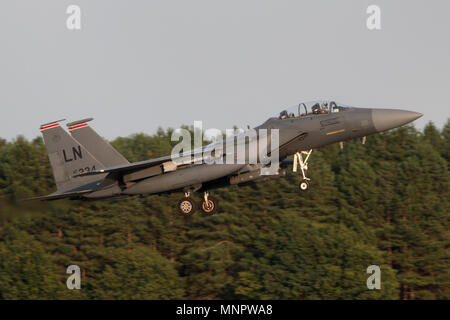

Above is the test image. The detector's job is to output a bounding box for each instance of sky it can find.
[0,0,449,141]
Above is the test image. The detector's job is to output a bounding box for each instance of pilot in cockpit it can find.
[279,110,288,119]
[312,103,321,114]
[320,102,328,114]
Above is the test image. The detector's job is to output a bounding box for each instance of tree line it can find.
[0,121,448,299]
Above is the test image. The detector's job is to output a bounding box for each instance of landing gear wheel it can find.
[299,179,310,191]
[177,198,196,216]
[200,197,218,215]
[294,150,313,192]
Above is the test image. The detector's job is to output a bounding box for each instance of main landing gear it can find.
[177,192,196,217]
[293,149,312,191]
[177,191,219,216]
[200,192,218,216]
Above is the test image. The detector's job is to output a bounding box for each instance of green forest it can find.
[0,121,448,300]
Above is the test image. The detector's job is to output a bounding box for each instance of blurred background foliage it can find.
[0,120,448,300]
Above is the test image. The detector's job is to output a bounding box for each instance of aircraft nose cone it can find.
[371,109,423,132]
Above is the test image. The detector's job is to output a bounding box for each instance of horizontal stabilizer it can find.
[24,189,92,201]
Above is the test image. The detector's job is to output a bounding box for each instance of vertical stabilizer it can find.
[67,118,129,167]
[40,120,106,192]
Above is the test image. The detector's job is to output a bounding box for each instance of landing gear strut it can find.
[177,191,197,216]
[200,192,218,215]
[293,149,312,191]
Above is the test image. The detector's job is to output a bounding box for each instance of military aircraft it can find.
[30,100,422,216]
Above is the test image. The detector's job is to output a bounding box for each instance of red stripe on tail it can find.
[40,123,60,131]
[68,123,88,131]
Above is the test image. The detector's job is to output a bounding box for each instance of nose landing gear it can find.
[293,149,312,191]
[299,179,310,191]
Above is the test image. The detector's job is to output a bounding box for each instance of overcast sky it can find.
[0,0,449,141]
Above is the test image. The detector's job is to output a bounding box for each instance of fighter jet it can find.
[30,100,422,216]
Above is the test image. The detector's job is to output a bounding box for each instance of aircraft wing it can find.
[73,150,207,182]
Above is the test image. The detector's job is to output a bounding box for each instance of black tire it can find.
[200,196,218,215]
[177,198,196,216]
[299,179,310,191]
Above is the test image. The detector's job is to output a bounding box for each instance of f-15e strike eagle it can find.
[30,101,422,216]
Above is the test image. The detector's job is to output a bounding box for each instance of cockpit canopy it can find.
[277,100,352,120]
